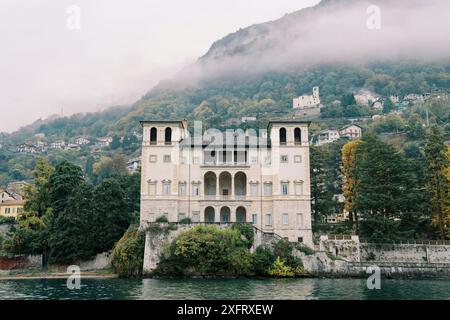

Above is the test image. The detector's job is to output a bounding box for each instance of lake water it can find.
[0,278,449,300]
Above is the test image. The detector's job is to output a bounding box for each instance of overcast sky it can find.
[0,0,320,133]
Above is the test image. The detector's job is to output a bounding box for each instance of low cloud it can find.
[175,0,450,85]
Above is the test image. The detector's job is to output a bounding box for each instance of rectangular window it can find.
[192,211,200,223]
[280,155,288,163]
[298,237,303,243]
[252,214,258,225]
[178,213,186,222]
[264,183,272,196]
[163,155,171,163]
[179,183,186,196]
[149,155,157,163]
[281,182,289,195]
[192,184,200,196]
[162,182,171,195]
[282,213,289,225]
[250,156,257,164]
[294,155,302,163]
[250,184,258,197]
[265,214,272,226]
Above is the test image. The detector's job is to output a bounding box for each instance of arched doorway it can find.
[204,207,215,223]
[236,207,246,223]
[220,207,231,223]
[204,172,217,196]
[234,172,247,197]
[219,172,232,198]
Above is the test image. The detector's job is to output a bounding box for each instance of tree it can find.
[4,159,54,267]
[47,161,84,218]
[93,154,128,182]
[92,179,132,253]
[342,140,361,226]
[23,158,54,217]
[310,146,329,222]
[341,93,356,107]
[424,126,449,239]
[310,144,343,222]
[382,98,395,114]
[47,183,96,264]
[3,212,50,257]
[110,135,121,150]
[446,147,450,239]
[46,161,86,263]
[355,134,420,219]
[85,156,95,181]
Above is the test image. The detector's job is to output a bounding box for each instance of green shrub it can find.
[111,227,145,278]
[0,216,16,225]
[252,246,275,276]
[155,215,169,223]
[273,240,294,259]
[231,223,254,248]
[268,257,294,277]
[154,226,306,278]
[156,225,253,276]
[296,244,315,256]
[268,257,307,278]
[179,217,192,224]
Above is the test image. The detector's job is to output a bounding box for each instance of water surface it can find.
[0,278,449,300]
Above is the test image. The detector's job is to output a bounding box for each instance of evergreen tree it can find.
[341,93,356,107]
[355,134,420,219]
[310,146,328,222]
[48,161,84,217]
[47,183,96,263]
[92,179,132,253]
[424,126,449,239]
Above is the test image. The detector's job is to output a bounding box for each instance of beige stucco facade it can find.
[139,120,313,247]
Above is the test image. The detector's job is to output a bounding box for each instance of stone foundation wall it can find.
[360,243,450,264]
[304,236,450,279]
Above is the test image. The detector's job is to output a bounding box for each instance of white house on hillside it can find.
[339,124,362,139]
[316,130,340,146]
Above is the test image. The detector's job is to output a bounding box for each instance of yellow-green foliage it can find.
[111,227,145,278]
[342,140,361,213]
[268,257,306,278]
[446,147,450,239]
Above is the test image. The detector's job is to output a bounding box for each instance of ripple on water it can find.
[0,278,449,300]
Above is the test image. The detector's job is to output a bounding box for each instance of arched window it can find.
[150,127,157,145]
[294,128,301,145]
[280,128,287,145]
[165,127,172,145]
